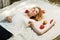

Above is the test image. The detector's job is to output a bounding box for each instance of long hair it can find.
[30,7,43,21]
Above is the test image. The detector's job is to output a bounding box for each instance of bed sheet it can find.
[0,0,60,40]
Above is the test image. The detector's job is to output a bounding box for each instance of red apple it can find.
[25,10,29,13]
[42,10,45,14]
[40,24,45,29]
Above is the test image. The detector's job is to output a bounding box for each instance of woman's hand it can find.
[28,21,34,27]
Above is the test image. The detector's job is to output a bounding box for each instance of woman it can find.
[6,7,55,35]
[6,7,45,22]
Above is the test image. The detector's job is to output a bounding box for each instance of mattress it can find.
[0,0,60,40]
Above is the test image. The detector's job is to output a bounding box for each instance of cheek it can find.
[32,11,36,16]
[28,10,37,17]
[28,13,35,17]
[28,12,33,17]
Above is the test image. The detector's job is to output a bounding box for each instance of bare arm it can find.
[39,20,55,35]
[28,20,55,35]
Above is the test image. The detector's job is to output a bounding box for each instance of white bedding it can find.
[0,0,60,40]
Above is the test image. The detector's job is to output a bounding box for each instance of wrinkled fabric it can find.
[0,0,60,40]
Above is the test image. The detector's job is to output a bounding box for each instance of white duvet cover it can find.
[0,0,60,40]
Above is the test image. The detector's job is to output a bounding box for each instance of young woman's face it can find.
[27,7,39,17]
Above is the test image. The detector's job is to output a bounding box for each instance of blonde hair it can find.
[30,7,43,21]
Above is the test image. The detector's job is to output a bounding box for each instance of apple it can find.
[40,24,45,29]
[43,20,48,25]
[25,10,29,13]
[42,10,45,14]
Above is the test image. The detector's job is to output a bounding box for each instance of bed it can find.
[0,0,60,40]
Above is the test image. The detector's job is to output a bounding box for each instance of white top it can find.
[0,3,37,35]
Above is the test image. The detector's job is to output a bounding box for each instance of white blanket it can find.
[0,0,60,40]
